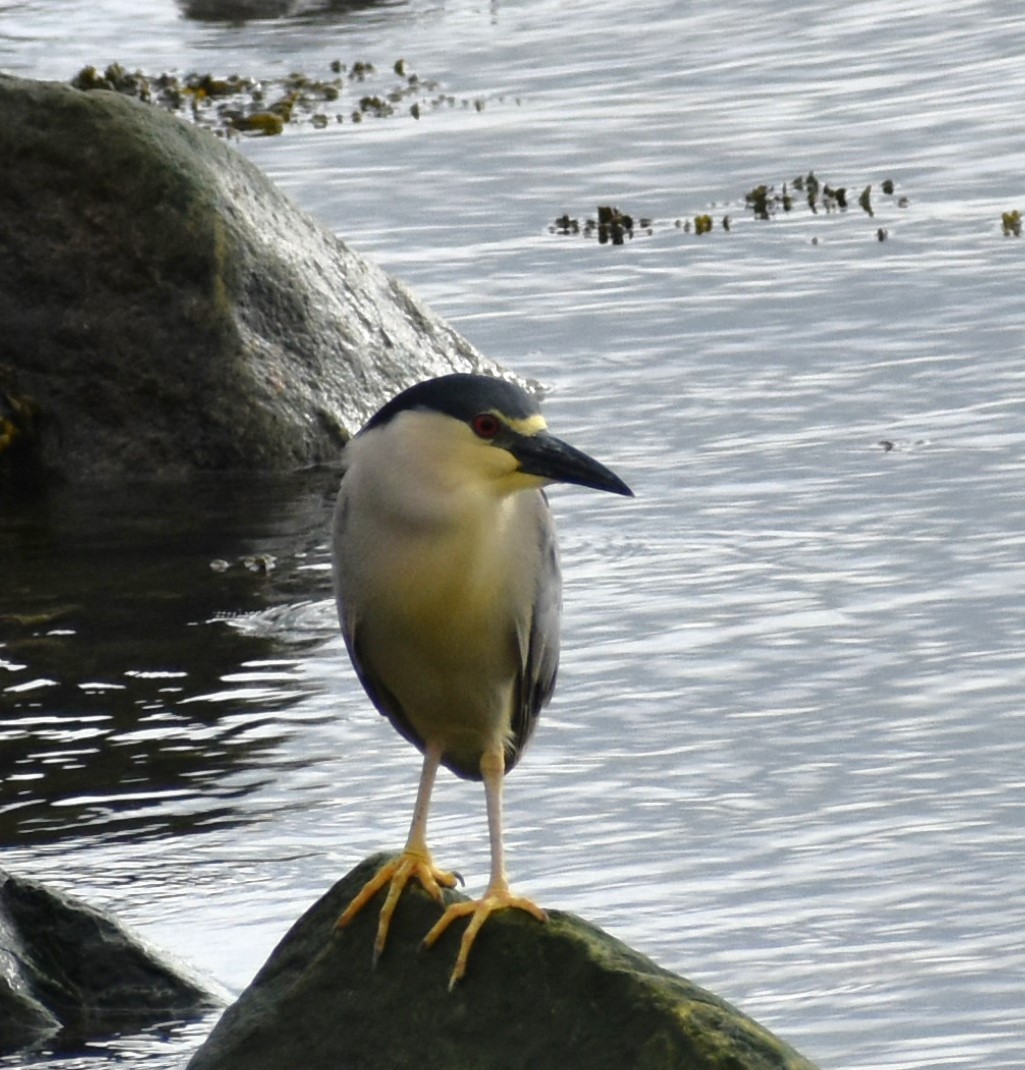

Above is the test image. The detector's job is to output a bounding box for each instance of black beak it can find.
[510,430,633,497]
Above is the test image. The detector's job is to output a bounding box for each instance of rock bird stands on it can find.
[332,373,632,987]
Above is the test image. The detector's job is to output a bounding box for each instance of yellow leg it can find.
[422,744,547,989]
[336,742,458,964]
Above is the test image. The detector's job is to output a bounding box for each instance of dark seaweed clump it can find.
[69,60,500,137]
[550,171,911,246]
[549,207,655,244]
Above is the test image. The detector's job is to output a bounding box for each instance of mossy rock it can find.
[187,854,819,1070]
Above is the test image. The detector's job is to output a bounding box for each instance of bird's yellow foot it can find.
[421,886,548,989]
[335,850,459,965]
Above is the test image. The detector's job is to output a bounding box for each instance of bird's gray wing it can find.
[343,621,430,757]
[332,484,429,757]
[506,493,562,773]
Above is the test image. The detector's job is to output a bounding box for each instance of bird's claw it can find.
[335,850,459,964]
[421,888,548,990]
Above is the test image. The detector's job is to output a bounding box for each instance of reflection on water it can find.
[1,474,340,848]
[4,1,1025,1069]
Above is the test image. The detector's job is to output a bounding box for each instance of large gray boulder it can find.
[0,869,220,1055]
[0,73,496,482]
[187,853,819,1070]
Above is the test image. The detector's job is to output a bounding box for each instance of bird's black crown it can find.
[364,374,541,433]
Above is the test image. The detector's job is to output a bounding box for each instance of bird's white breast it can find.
[334,417,547,765]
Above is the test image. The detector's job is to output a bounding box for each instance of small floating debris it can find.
[244,554,277,575]
[1001,210,1022,237]
[876,438,929,452]
[744,182,797,219]
[745,184,775,219]
[693,214,713,235]
[355,94,393,120]
[820,184,846,211]
[550,214,580,235]
[803,171,820,212]
[229,112,285,136]
[596,205,633,245]
[209,554,277,574]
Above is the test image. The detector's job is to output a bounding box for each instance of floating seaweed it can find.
[596,205,634,245]
[744,182,794,219]
[69,59,473,137]
[1001,210,1022,237]
[229,112,285,136]
[740,173,911,239]
[541,173,985,249]
[803,171,820,212]
[550,215,581,235]
[821,185,847,211]
[550,207,656,244]
[745,185,773,220]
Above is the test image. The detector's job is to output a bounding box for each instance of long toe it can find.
[421,888,548,989]
[335,850,459,963]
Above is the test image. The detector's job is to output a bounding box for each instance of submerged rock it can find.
[0,74,496,484]
[187,853,819,1070]
[0,870,220,1055]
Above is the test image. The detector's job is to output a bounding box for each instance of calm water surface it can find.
[2,1,1024,1067]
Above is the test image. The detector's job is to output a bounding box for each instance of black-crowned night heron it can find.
[332,372,632,987]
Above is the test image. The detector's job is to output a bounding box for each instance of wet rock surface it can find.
[0,870,219,1055]
[0,73,496,485]
[186,853,819,1070]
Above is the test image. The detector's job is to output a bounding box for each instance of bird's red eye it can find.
[472,413,501,439]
